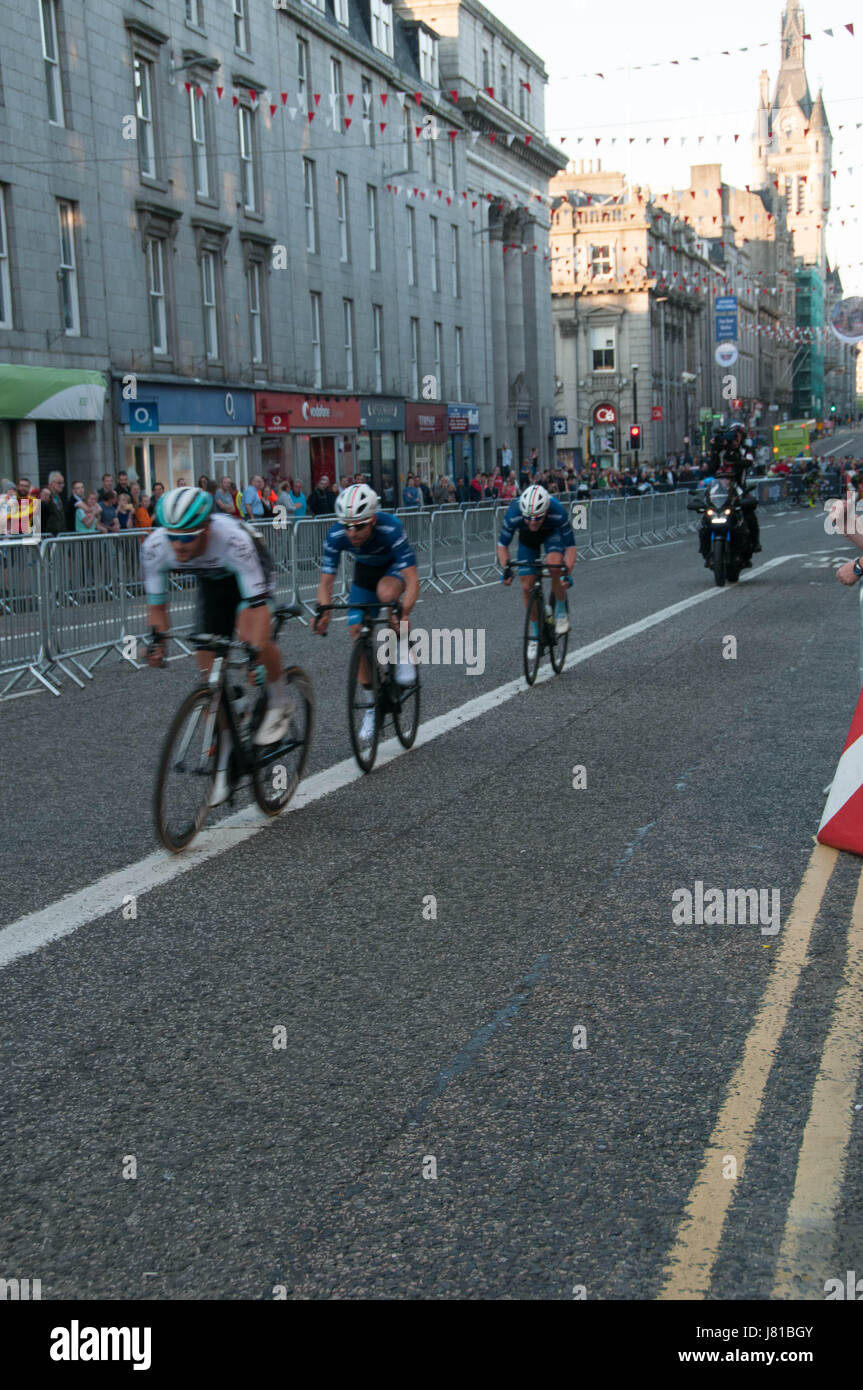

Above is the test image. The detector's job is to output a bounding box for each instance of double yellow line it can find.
[659,842,863,1300]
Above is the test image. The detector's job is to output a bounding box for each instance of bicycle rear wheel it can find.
[523,589,542,686]
[252,667,315,815]
[392,660,421,748]
[549,595,569,674]
[348,636,380,773]
[154,686,219,852]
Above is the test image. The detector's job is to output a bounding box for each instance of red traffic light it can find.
[629,424,642,448]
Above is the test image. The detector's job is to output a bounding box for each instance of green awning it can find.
[0,363,107,421]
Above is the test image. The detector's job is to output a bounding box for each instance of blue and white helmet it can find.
[519,484,551,520]
[156,486,214,531]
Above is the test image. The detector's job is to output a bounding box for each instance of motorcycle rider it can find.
[698,425,760,566]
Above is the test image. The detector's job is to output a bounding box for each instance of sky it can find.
[489,0,863,295]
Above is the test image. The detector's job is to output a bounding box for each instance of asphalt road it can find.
[2,505,862,1301]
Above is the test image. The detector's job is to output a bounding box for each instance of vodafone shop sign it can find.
[593,403,617,425]
[254,393,362,431]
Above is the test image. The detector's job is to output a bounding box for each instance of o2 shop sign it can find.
[593,404,617,425]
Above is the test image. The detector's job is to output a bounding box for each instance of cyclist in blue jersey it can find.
[312,484,419,739]
[497,484,577,662]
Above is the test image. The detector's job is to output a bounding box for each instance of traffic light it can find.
[629,424,642,450]
[830,402,837,414]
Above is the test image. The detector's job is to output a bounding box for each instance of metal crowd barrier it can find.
[0,539,53,696]
[0,492,720,700]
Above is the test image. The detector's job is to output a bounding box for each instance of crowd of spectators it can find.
[4,445,863,541]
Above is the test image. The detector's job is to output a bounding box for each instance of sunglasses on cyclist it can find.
[344,520,373,532]
[166,530,204,544]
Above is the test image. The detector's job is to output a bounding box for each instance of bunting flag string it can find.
[557,18,855,82]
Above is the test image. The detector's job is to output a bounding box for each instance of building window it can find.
[372,304,383,392]
[336,172,349,262]
[297,37,310,111]
[433,321,443,397]
[134,57,156,178]
[185,0,202,24]
[455,326,463,399]
[304,159,318,252]
[590,243,612,278]
[407,206,417,286]
[40,0,64,126]
[190,87,210,198]
[591,326,615,371]
[362,76,374,146]
[419,30,439,87]
[233,0,249,54]
[409,317,420,397]
[430,216,439,292]
[343,298,355,390]
[334,0,349,27]
[451,226,460,297]
[238,105,257,212]
[438,122,452,175]
[310,291,322,388]
[330,57,344,129]
[201,250,219,359]
[0,188,12,329]
[402,106,413,171]
[57,200,79,336]
[425,121,434,180]
[500,63,508,108]
[481,47,490,91]
[367,185,379,271]
[248,261,263,364]
[146,238,167,354]
[519,71,528,120]
[370,0,393,58]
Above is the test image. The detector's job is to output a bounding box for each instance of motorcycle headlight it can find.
[705,508,714,517]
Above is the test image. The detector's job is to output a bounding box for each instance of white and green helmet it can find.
[156,485,214,531]
[519,484,551,520]
[335,483,380,524]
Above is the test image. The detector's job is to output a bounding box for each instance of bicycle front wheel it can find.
[550,596,569,674]
[348,636,380,773]
[154,686,220,852]
[523,589,542,686]
[252,667,315,815]
[392,660,421,749]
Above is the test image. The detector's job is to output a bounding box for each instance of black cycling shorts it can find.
[196,575,243,636]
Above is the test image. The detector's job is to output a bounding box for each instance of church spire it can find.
[781,1,805,64]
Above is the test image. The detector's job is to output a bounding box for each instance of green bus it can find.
[772,420,813,460]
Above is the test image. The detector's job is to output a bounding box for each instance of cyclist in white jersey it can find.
[142,487,289,801]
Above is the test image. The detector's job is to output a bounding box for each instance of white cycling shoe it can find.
[526,639,539,662]
[555,613,570,636]
[395,660,416,686]
[209,768,231,807]
[359,708,377,744]
[255,704,293,746]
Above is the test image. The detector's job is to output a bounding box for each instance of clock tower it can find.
[753,1,831,269]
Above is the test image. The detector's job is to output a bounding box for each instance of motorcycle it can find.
[688,478,753,587]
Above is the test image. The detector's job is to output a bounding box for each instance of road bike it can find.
[152,603,313,852]
[316,599,421,773]
[511,560,571,686]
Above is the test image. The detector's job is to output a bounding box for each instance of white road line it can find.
[0,553,802,972]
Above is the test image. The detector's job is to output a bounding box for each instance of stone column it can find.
[488,208,510,450]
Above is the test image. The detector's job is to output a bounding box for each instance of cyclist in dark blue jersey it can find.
[312,485,419,737]
[498,484,577,662]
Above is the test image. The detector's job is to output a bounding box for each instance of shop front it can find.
[118,381,255,494]
[0,363,107,486]
[255,393,361,494]
[446,403,480,481]
[405,403,448,492]
[359,398,404,507]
